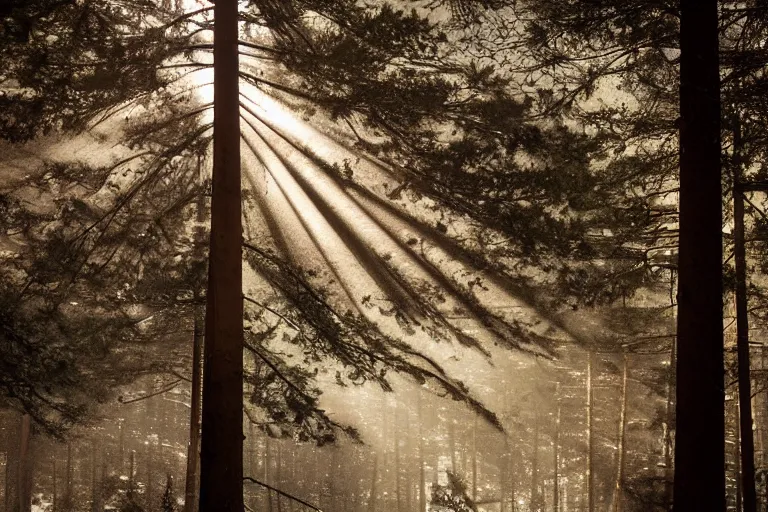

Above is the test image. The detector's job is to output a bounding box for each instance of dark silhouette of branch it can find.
[243,477,323,511]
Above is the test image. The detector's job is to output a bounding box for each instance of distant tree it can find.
[162,474,177,512]
[430,471,477,512]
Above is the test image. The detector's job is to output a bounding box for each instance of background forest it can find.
[0,0,764,511]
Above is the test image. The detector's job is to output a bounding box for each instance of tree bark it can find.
[554,383,561,512]
[674,1,725,510]
[147,438,155,511]
[662,329,676,509]
[394,402,402,512]
[184,303,204,512]
[17,414,32,512]
[418,390,426,512]
[52,454,57,512]
[472,414,478,502]
[64,443,73,511]
[531,409,542,512]
[586,352,594,512]
[129,450,135,500]
[199,0,244,509]
[733,114,758,512]
[367,453,378,512]
[612,355,628,512]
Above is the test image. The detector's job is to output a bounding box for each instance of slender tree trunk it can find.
[367,453,378,512]
[65,443,72,511]
[266,436,273,512]
[674,1,725,510]
[586,352,594,512]
[733,114,758,512]
[554,383,561,512]
[531,409,541,512]
[53,454,57,512]
[736,399,743,512]
[147,439,155,511]
[199,0,244,508]
[404,411,412,512]
[662,331,676,509]
[91,442,103,512]
[612,355,629,512]
[395,403,402,512]
[445,418,456,475]
[5,445,13,512]
[129,450,135,500]
[418,391,426,512]
[472,414,478,502]
[500,447,507,512]
[119,419,125,473]
[184,303,204,512]
[17,414,32,512]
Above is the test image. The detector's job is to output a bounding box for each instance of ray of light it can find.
[238,89,569,354]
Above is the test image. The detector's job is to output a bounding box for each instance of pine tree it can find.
[162,474,177,512]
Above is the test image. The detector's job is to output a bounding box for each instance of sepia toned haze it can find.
[1,0,761,511]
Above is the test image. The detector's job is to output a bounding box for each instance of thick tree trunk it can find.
[733,115,758,512]
[184,304,204,512]
[674,1,725,510]
[199,0,244,509]
[612,355,628,512]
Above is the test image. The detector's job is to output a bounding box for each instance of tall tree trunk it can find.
[674,1,725,510]
[184,303,204,512]
[367,453,378,512]
[418,391,426,512]
[395,403,402,512]
[448,419,457,474]
[119,419,125,473]
[531,409,541,512]
[265,436,273,512]
[586,352,594,512]
[612,355,629,512]
[5,447,13,512]
[500,447,507,512]
[147,438,155,511]
[733,114,758,512]
[129,450,135,500]
[65,443,73,511]
[554,383,561,512]
[17,414,32,512]
[53,453,57,512]
[472,414,478,502]
[662,330,676,509]
[199,0,244,509]
[91,442,103,512]
[736,399,743,512]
